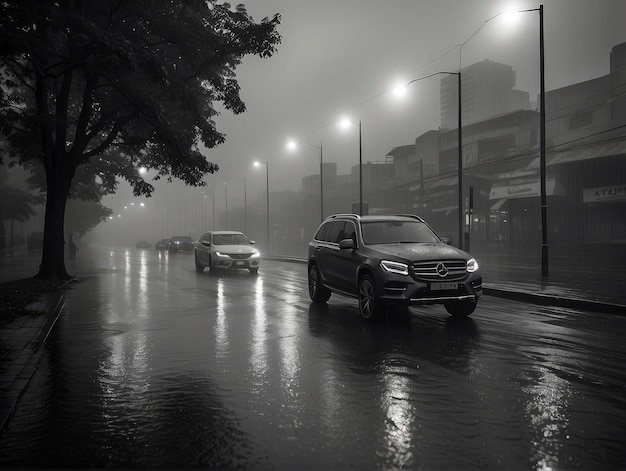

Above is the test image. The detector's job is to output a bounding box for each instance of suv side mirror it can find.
[201,241,211,247]
[249,240,256,245]
[441,237,452,245]
[339,238,355,250]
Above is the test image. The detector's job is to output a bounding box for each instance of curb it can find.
[0,294,66,432]
[482,286,626,315]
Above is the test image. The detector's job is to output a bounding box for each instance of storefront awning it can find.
[490,199,507,211]
[527,140,626,169]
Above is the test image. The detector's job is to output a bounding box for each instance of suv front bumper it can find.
[378,272,482,305]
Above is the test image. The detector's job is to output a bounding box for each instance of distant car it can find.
[169,236,194,252]
[308,214,482,320]
[136,240,151,249]
[194,231,260,274]
[155,238,170,250]
[27,231,44,250]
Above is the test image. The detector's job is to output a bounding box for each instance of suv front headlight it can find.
[380,260,409,276]
[466,258,479,273]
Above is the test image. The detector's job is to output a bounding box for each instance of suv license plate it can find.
[235,261,244,266]
[430,282,458,291]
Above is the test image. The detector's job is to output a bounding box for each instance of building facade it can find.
[289,44,625,262]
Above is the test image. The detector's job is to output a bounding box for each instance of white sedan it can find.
[194,231,260,274]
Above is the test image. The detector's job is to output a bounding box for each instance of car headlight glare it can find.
[250,251,260,258]
[466,258,479,272]
[380,260,409,276]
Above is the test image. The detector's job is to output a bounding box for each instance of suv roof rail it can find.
[325,213,360,220]
[395,213,425,222]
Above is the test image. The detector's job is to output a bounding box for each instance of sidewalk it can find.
[1,248,625,432]
[473,248,626,315]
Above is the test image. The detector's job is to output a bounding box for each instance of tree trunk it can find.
[37,159,74,280]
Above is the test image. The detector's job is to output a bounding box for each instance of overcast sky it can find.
[102,0,624,238]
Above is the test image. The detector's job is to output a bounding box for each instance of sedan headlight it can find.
[466,258,479,273]
[380,260,409,276]
[250,251,260,258]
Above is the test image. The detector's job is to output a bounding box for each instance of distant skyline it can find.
[100,0,624,241]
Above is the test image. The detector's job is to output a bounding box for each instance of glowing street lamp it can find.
[287,139,324,221]
[461,4,548,275]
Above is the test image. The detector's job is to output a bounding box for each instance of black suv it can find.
[307,214,482,319]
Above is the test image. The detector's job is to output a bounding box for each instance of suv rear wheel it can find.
[358,274,385,320]
[444,299,477,317]
[308,265,331,303]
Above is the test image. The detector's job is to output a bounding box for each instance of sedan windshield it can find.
[212,233,250,245]
[361,221,440,244]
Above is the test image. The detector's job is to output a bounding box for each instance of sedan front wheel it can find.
[194,252,204,272]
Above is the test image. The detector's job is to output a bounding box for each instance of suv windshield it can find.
[213,233,250,245]
[361,220,440,244]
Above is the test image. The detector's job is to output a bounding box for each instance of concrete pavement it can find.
[1,245,625,432]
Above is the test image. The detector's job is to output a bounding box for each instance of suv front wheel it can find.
[358,274,385,320]
[308,265,331,303]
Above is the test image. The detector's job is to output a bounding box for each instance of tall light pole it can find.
[254,161,270,252]
[339,119,363,215]
[401,72,462,249]
[202,190,215,230]
[224,177,248,234]
[244,177,248,234]
[461,5,548,271]
[223,182,228,227]
[524,4,547,277]
[287,139,324,221]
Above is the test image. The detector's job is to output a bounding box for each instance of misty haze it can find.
[1,1,625,469]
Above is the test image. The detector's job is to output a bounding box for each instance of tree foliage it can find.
[0,0,281,278]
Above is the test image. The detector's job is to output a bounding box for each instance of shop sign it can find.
[583,184,626,203]
[489,179,557,200]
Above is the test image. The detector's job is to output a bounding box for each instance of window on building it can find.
[569,111,593,130]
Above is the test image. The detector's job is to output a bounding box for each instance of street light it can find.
[339,118,363,215]
[461,5,548,275]
[223,177,248,233]
[201,190,215,230]
[287,139,324,221]
[254,160,270,252]
[400,71,463,249]
[523,5,548,277]
[243,177,248,234]
[223,182,228,227]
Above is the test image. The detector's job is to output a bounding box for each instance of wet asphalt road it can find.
[1,247,625,469]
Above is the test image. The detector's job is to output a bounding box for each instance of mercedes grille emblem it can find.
[436,263,448,278]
